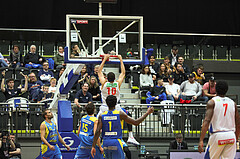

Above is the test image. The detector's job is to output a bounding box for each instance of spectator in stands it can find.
[49,78,57,93]
[157,63,170,82]
[1,71,28,101]
[74,83,92,107]
[90,65,100,85]
[180,73,208,103]
[54,46,66,69]
[9,45,23,68]
[170,133,188,150]
[8,133,21,159]
[0,52,9,68]
[56,67,65,81]
[202,76,216,100]
[0,130,15,159]
[37,62,54,85]
[76,65,89,91]
[28,72,43,102]
[72,44,81,56]
[146,78,167,104]
[24,45,45,69]
[165,75,181,102]
[168,45,180,66]
[149,55,160,75]
[163,56,176,75]
[140,65,154,90]
[88,76,101,102]
[192,65,206,85]
[173,63,187,85]
[144,48,154,65]
[37,85,54,103]
[177,56,191,74]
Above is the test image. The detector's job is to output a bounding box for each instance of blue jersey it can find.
[102,110,122,140]
[79,115,97,146]
[42,120,58,145]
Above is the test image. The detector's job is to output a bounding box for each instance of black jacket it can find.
[170,140,188,150]
[24,52,45,64]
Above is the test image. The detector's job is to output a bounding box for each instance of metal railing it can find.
[1,102,239,139]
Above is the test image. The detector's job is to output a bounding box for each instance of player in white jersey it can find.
[97,54,140,145]
[198,81,240,159]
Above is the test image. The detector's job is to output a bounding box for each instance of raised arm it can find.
[120,106,154,126]
[198,99,214,153]
[21,74,28,93]
[9,138,15,150]
[98,54,110,85]
[116,55,125,88]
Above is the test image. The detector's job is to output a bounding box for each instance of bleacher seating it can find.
[0,67,14,79]
[177,44,187,57]
[215,45,228,60]
[187,45,200,59]
[230,45,240,60]
[0,40,10,55]
[15,67,30,80]
[145,44,158,57]
[202,45,214,60]
[159,44,171,58]
[0,110,9,130]
[42,42,54,56]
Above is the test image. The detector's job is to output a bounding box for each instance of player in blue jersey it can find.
[74,102,104,159]
[91,95,154,159]
[40,109,70,159]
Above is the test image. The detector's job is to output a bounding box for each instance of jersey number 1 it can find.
[107,87,116,95]
[108,121,112,131]
[223,103,228,116]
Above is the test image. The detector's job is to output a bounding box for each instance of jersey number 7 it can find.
[223,103,228,116]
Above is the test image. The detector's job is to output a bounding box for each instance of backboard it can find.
[65,14,144,64]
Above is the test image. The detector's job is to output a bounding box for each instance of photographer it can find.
[0,130,15,159]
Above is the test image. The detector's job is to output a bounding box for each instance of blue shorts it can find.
[41,144,62,159]
[74,145,103,159]
[103,139,124,159]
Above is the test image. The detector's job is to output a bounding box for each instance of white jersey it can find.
[209,96,235,133]
[101,82,120,105]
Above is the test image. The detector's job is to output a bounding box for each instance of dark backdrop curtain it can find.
[0,0,240,34]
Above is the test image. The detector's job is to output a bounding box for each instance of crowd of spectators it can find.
[0,44,217,107]
[141,45,216,104]
[0,44,103,108]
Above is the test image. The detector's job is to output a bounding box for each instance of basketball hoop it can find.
[100,54,118,61]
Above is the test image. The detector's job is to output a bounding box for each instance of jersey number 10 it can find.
[107,87,116,95]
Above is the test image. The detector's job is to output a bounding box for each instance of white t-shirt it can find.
[165,83,180,96]
[101,82,120,105]
[210,96,235,133]
[49,86,56,93]
[140,74,154,87]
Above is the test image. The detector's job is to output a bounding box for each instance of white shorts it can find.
[97,104,123,118]
[205,131,236,159]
